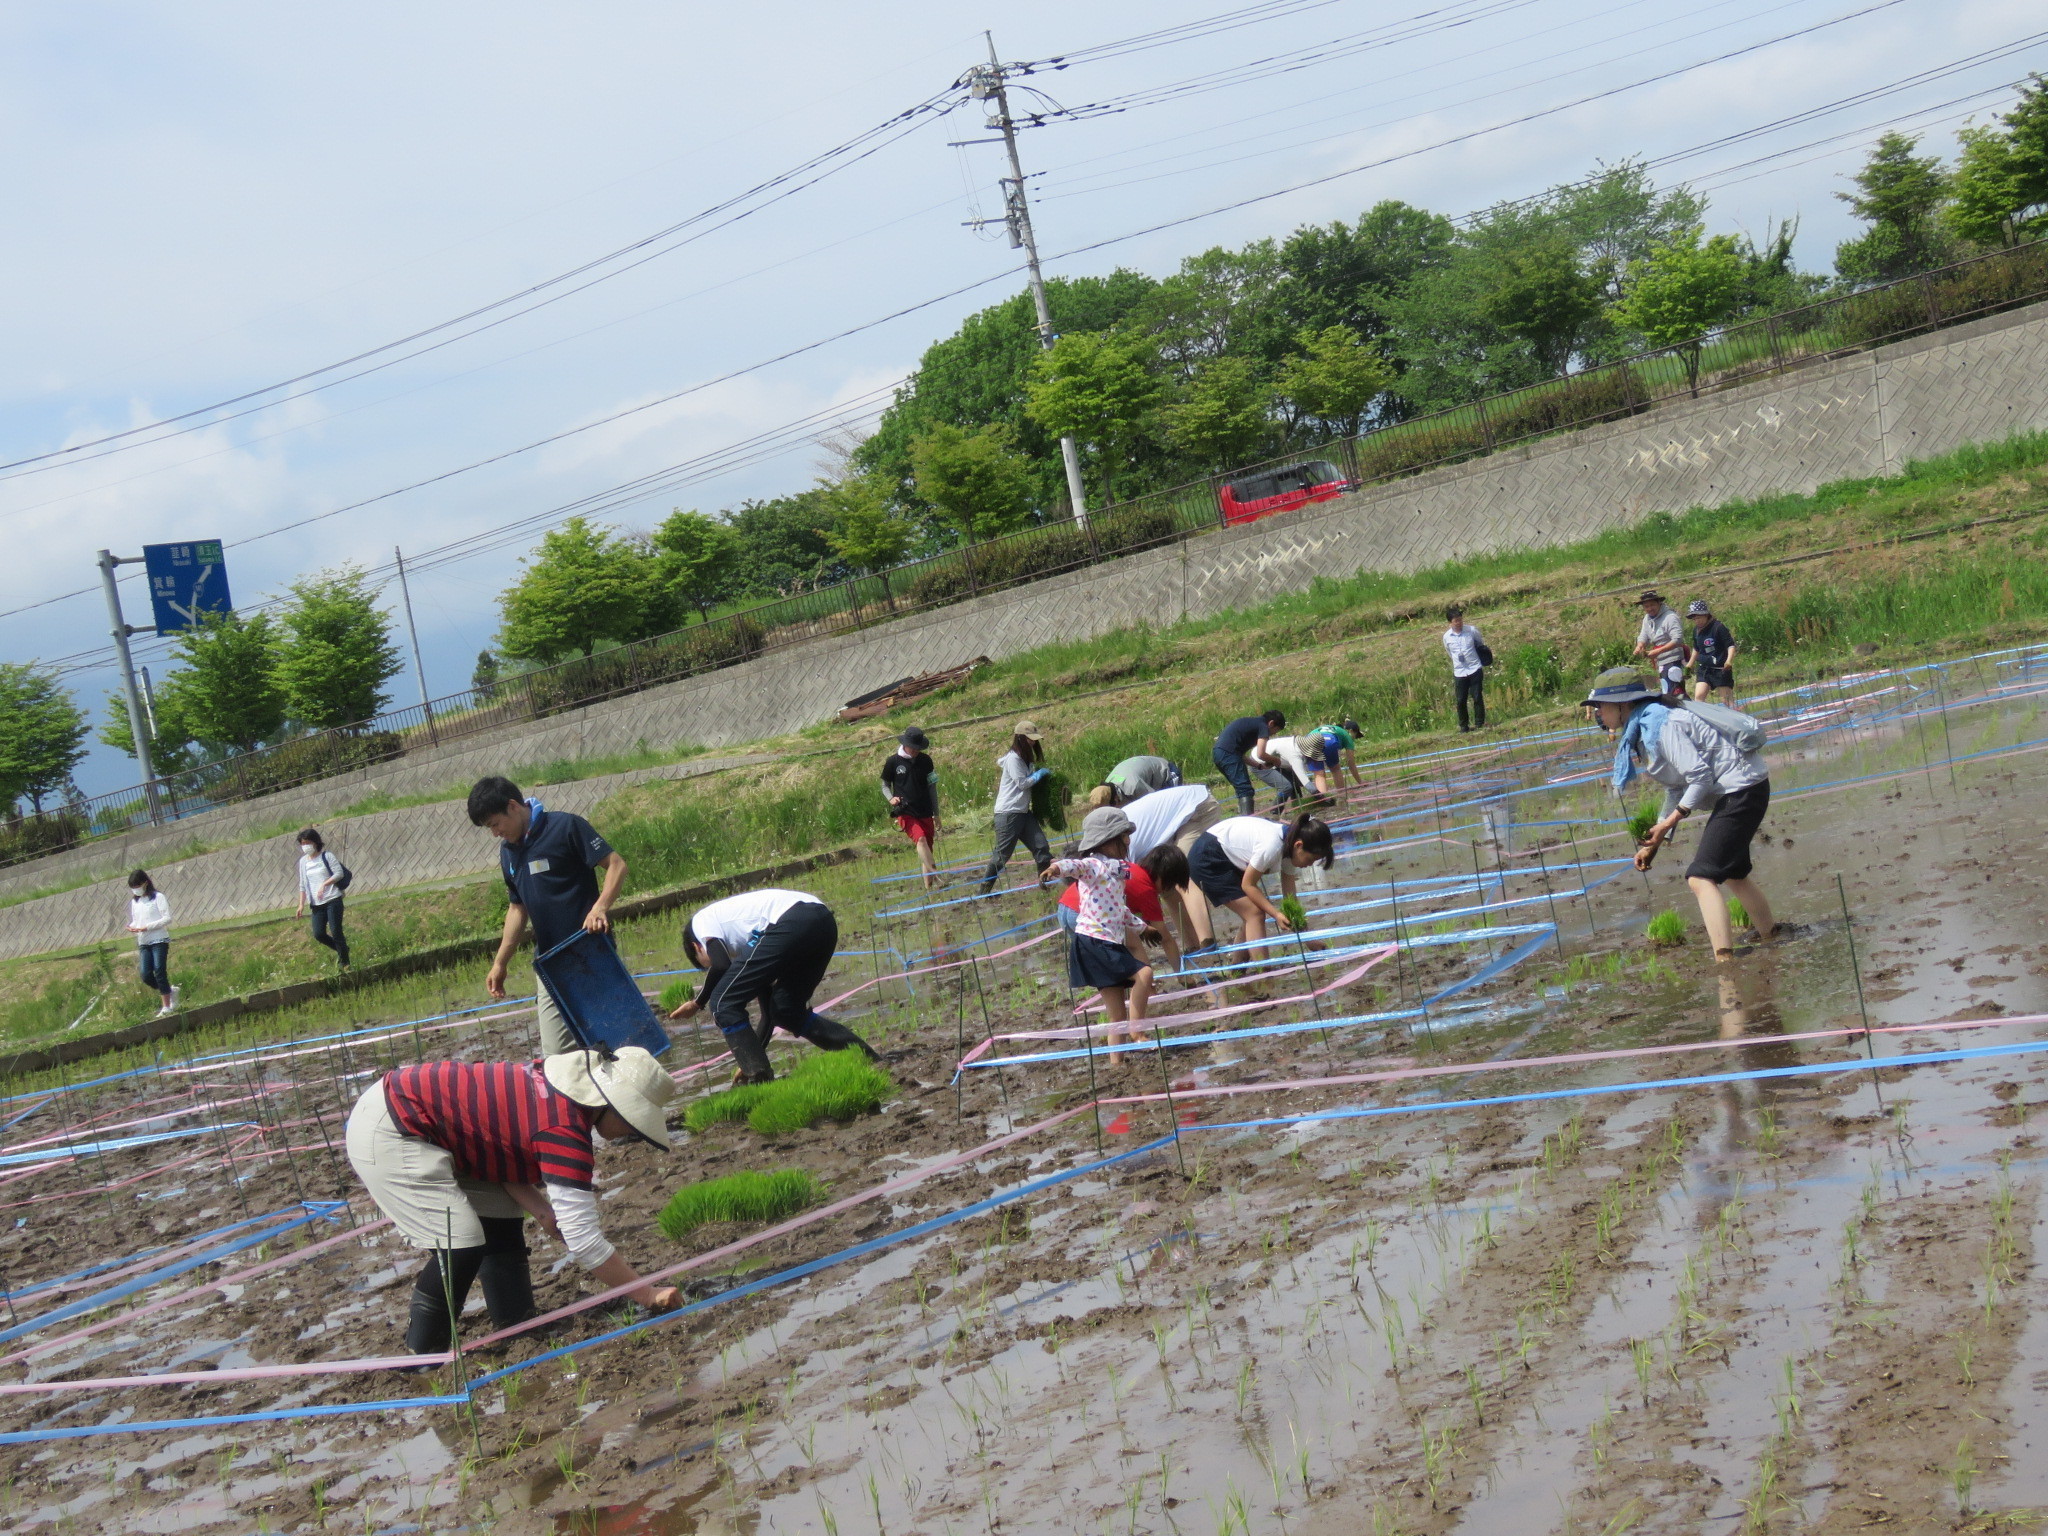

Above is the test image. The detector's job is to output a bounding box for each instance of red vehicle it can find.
[1216,459,1353,526]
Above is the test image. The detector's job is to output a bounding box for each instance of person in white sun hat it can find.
[344,1046,681,1357]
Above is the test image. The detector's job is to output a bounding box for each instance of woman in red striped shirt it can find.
[344,1047,680,1357]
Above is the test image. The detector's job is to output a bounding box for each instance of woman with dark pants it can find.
[979,720,1053,895]
[293,827,351,970]
[126,869,178,1017]
[671,889,878,1083]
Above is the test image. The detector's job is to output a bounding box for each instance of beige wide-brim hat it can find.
[543,1047,678,1150]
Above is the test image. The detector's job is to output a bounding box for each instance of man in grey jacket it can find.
[1587,667,1779,960]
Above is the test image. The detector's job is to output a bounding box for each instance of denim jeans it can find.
[1212,746,1256,815]
[137,942,170,995]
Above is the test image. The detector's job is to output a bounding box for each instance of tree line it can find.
[5,87,2042,815]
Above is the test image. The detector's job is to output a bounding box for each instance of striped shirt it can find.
[382,1061,598,1191]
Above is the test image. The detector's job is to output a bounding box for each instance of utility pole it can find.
[393,546,437,746]
[967,33,1091,529]
[96,549,162,824]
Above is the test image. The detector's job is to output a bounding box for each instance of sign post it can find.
[97,550,161,826]
[98,540,233,828]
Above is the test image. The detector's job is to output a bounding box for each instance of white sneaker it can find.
[154,1004,173,1018]
[168,985,181,1010]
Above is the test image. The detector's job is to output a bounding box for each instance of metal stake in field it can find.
[1835,873,1884,1112]
[1533,844,1566,958]
[1564,823,1598,940]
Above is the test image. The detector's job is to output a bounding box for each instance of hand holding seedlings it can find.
[1635,809,1685,870]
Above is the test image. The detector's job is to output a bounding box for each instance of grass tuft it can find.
[1627,805,1659,844]
[684,1049,894,1135]
[1279,895,1310,931]
[1646,910,1686,946]
[656,1169,822,1240]
[656,977,695,1013]
[1725,895,1751,928]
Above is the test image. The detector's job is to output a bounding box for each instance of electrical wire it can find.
[0,92,965,486]
[1051,22,2039,205]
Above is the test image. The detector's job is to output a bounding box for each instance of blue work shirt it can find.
[499,803,615,951]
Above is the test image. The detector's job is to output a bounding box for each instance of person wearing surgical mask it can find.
[293,827,352,971]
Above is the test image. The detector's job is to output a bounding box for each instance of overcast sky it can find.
[0,0,2038,795]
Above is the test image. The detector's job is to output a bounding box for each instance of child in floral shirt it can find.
[1044,806,1164,1063]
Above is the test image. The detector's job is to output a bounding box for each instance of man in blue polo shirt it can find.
[469,776,629,1054]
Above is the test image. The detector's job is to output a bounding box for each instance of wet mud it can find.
[1,663,2047,1532]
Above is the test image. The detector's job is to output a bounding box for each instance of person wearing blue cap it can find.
[1586,667,1778,960]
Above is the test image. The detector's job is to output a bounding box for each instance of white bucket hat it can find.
[543,1047,677,1150]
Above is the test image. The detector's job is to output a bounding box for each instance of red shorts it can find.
[895,815,937,845]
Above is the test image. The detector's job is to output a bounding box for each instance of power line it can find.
[0,92,965,486]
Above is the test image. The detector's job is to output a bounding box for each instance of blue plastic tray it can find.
[532,930,672,1057]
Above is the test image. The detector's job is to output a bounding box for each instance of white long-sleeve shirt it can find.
[128,892,170,946]
[1442,625,1484,678]
[547,1182,614,1269]
[1642,709,1768,812]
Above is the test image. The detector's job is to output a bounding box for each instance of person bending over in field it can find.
[671,889,877,1083]
[1184,813,1335,964]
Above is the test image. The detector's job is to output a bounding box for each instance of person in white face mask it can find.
[293,827,352,971]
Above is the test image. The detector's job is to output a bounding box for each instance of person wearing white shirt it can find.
[1108,783,1224,952]
[293,827,352,971]
[1587,667,1779,960]
[1184,814,1336,963]
[125,869,178,1017]
[671,889,877,1082]
[1442,606,1487,732]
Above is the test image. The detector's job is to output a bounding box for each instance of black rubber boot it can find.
[404,1246,486,1355]
[796,1011,880,1061]
[723,1025,775,1084]
[477,1218,536,1327]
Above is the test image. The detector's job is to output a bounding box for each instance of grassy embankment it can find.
[4,431,2048,1054]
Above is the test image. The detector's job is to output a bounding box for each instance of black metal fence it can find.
[8,238,2045,872]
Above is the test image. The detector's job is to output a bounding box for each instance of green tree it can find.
[820,473,918,603]
[153,609,287,754]
[1273,326,1394,439]
[498,517,653,661]
[1025,331,1166,504]
[1165,356,1273,470]
[272,566,403,730]
[651,509,743,622]
[471,650,500,702]
[909,423,1038,541]
[1477,229,1607,377]
[1273,201,1457,343]
[1135,242,1289,378]
[1947,80,2048,248]
[0,664,88,813]
[726,491,843,594]
[1611,226,1746,392]
[98,691,196,771]
[1834,131,1951,283]
[854,271,1159,510]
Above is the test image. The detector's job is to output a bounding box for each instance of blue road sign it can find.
[143,541,232,633]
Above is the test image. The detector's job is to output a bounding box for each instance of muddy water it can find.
[6,678,2048,1532]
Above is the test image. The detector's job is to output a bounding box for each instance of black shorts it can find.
[1698,666,1734,690]
[1686,781,1770,883]
[1187,832,1249,906]
[1069,932,1144,990]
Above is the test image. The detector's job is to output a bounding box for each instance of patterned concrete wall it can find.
[4,298,2045,955]
[0,753,767,963]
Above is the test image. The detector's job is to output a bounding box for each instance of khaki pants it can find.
[1172,793,1226,855]
[344,1080,523,1251]
[536,987,576,1057]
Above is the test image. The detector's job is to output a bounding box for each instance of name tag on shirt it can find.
[528,857,551,874]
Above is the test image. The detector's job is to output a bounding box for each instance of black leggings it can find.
[701,903,875,1080]
[309,899,350,966]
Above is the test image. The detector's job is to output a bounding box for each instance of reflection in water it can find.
[1695,958,1799,1231]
